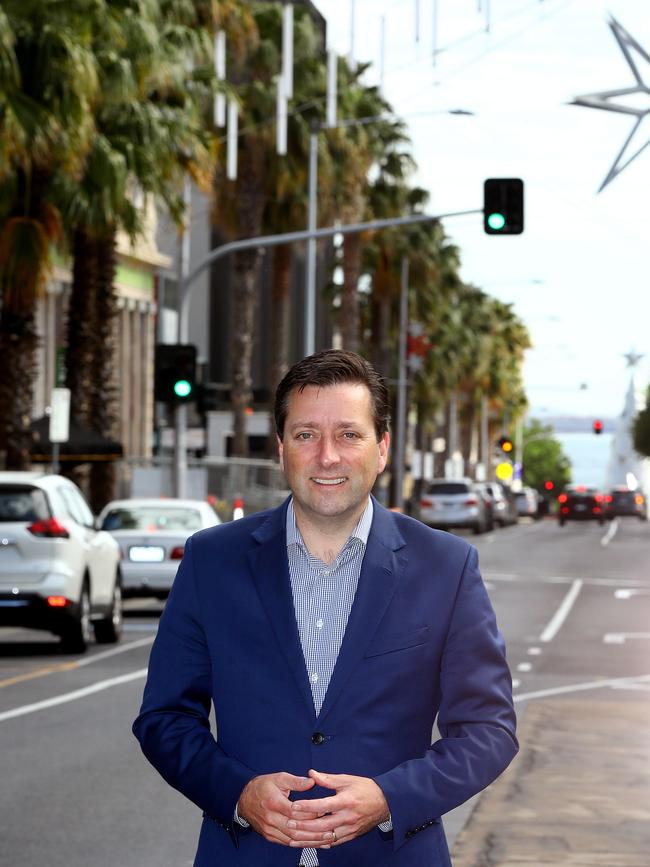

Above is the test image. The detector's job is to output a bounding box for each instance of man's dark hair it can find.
[274,349,390,441]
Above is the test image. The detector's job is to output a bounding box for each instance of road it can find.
[1,516,649,866]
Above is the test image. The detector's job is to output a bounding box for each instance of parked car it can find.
[0,472,122,652]
[604,486,647,520]
[557,485,605,526]
[481,481,518,527]
[97,498,221,597]
[419,479,491,534]
[515,486,541,519]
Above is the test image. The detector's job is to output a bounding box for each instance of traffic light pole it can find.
[173,206,481,499]
[174,180,192,499]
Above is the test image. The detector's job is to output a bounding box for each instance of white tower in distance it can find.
[605,351,650,493]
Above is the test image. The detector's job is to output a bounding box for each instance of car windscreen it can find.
[426,483,470,495]
[0,486,50,522]
[100,506,203,532]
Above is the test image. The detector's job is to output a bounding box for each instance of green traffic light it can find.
[487,212,506,231]
[174,379,192,398]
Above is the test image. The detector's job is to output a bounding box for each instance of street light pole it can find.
[393,257,409,510]
[305,127,318,356]
[173,178,192,498]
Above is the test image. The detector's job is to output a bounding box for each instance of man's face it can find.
[278,383,389,524]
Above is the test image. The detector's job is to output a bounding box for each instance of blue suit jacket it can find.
[133,497,517,866]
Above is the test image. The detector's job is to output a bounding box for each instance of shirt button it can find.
[312,732,325,745]
[315,619,324,629]
[310,672,319,683]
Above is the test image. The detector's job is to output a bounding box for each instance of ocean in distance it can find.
[554,432,613,489]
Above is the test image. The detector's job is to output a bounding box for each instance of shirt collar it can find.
[286,496,374,550]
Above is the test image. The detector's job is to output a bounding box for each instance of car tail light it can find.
[420,499,432,507]
[464,497,478,506]
[561,506,569,514]
[605,495,613,503]
[593,507,601,514]
[635,495,644,506]
[594,494,603,503]
[27,518,70,539]
[558,494,568,504]
[47,596,68,607]
[170,546,185,560]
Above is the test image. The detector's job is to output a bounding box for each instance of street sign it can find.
[49,389,71,443]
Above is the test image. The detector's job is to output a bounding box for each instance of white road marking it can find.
[600,518,619,547]
[486,573,647,588]
[517,662,532,672]
[527,647,542,656]
[539,579,583,643]
[603,632,650,645]
[0,668,148,723]
[513,673,650,703]
[614,588,650,599]
[75,636,154,667]
[512,679,521,689]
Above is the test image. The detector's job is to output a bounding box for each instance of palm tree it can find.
[0,1,98,468]
[58,0,216,509]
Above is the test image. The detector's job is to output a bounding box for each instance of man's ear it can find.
[277,435,284,470]
[378,432,390,473]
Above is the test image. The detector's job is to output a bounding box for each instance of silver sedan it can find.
[97,498,221,597]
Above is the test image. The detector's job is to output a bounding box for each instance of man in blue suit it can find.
[133,349,517,866]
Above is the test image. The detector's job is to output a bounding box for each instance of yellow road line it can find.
[0,661,79,689]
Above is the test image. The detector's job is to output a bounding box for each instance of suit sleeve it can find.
[372,544,518,851]
[132,536,257,828]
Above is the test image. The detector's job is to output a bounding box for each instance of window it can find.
[0,486,50,522]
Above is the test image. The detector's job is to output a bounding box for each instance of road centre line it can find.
[539,578,583,642]
[0,668,148,723]
[513,673,650,703]
[600,518,619,547]
[0,636,154,689]
[486,572,648,588]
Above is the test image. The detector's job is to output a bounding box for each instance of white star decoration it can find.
[571,17,650,192]
[623,350,644,369]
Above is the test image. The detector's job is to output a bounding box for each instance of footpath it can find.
[451,696,650,866]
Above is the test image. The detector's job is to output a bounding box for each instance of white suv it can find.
[0,472,122,652]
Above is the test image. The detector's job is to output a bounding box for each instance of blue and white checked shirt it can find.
[237,497,390,866]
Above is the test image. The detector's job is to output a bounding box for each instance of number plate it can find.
[129,546,164,562]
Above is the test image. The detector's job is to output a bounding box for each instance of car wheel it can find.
[94,576,123,644]
[60,580,91,654]
[559,518,565,527]
[472,523,483,535]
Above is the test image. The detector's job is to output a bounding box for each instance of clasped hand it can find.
[237,768,389,848]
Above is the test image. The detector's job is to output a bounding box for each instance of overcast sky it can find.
[316,0,650,420]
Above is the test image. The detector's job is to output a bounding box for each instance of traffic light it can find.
[544,480,555,491]
[483,178,524,234]
[593,419,603,435]
[497,434,514,454]
[154,344,197,404]
[197,382,221,416]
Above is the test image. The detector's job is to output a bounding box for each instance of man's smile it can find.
[311,477,347,486]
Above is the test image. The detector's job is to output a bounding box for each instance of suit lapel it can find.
[247,502,316,719]
[316,501,406,726]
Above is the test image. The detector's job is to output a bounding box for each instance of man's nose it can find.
[318,436,340,466]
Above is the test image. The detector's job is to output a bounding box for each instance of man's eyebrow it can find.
[287,420,364,430]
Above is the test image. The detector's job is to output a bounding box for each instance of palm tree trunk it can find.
[87,232,118,512]
[231,247,261,457]
[0,310,39,469]
[65,227,97,427]
[341,233,361,351]
[266,243,291,457]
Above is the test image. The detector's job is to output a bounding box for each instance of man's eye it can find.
[342,432,359,439]
[296,432,313,440]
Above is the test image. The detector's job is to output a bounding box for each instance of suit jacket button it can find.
[312,732,325,745]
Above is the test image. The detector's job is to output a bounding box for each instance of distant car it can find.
[604,487,647,520]
[419,479,491,535]
[515,486,540,519]
[97,498,221,597]
[481,482,518,527]
[557,485,605,526]
[0,472,122,652]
